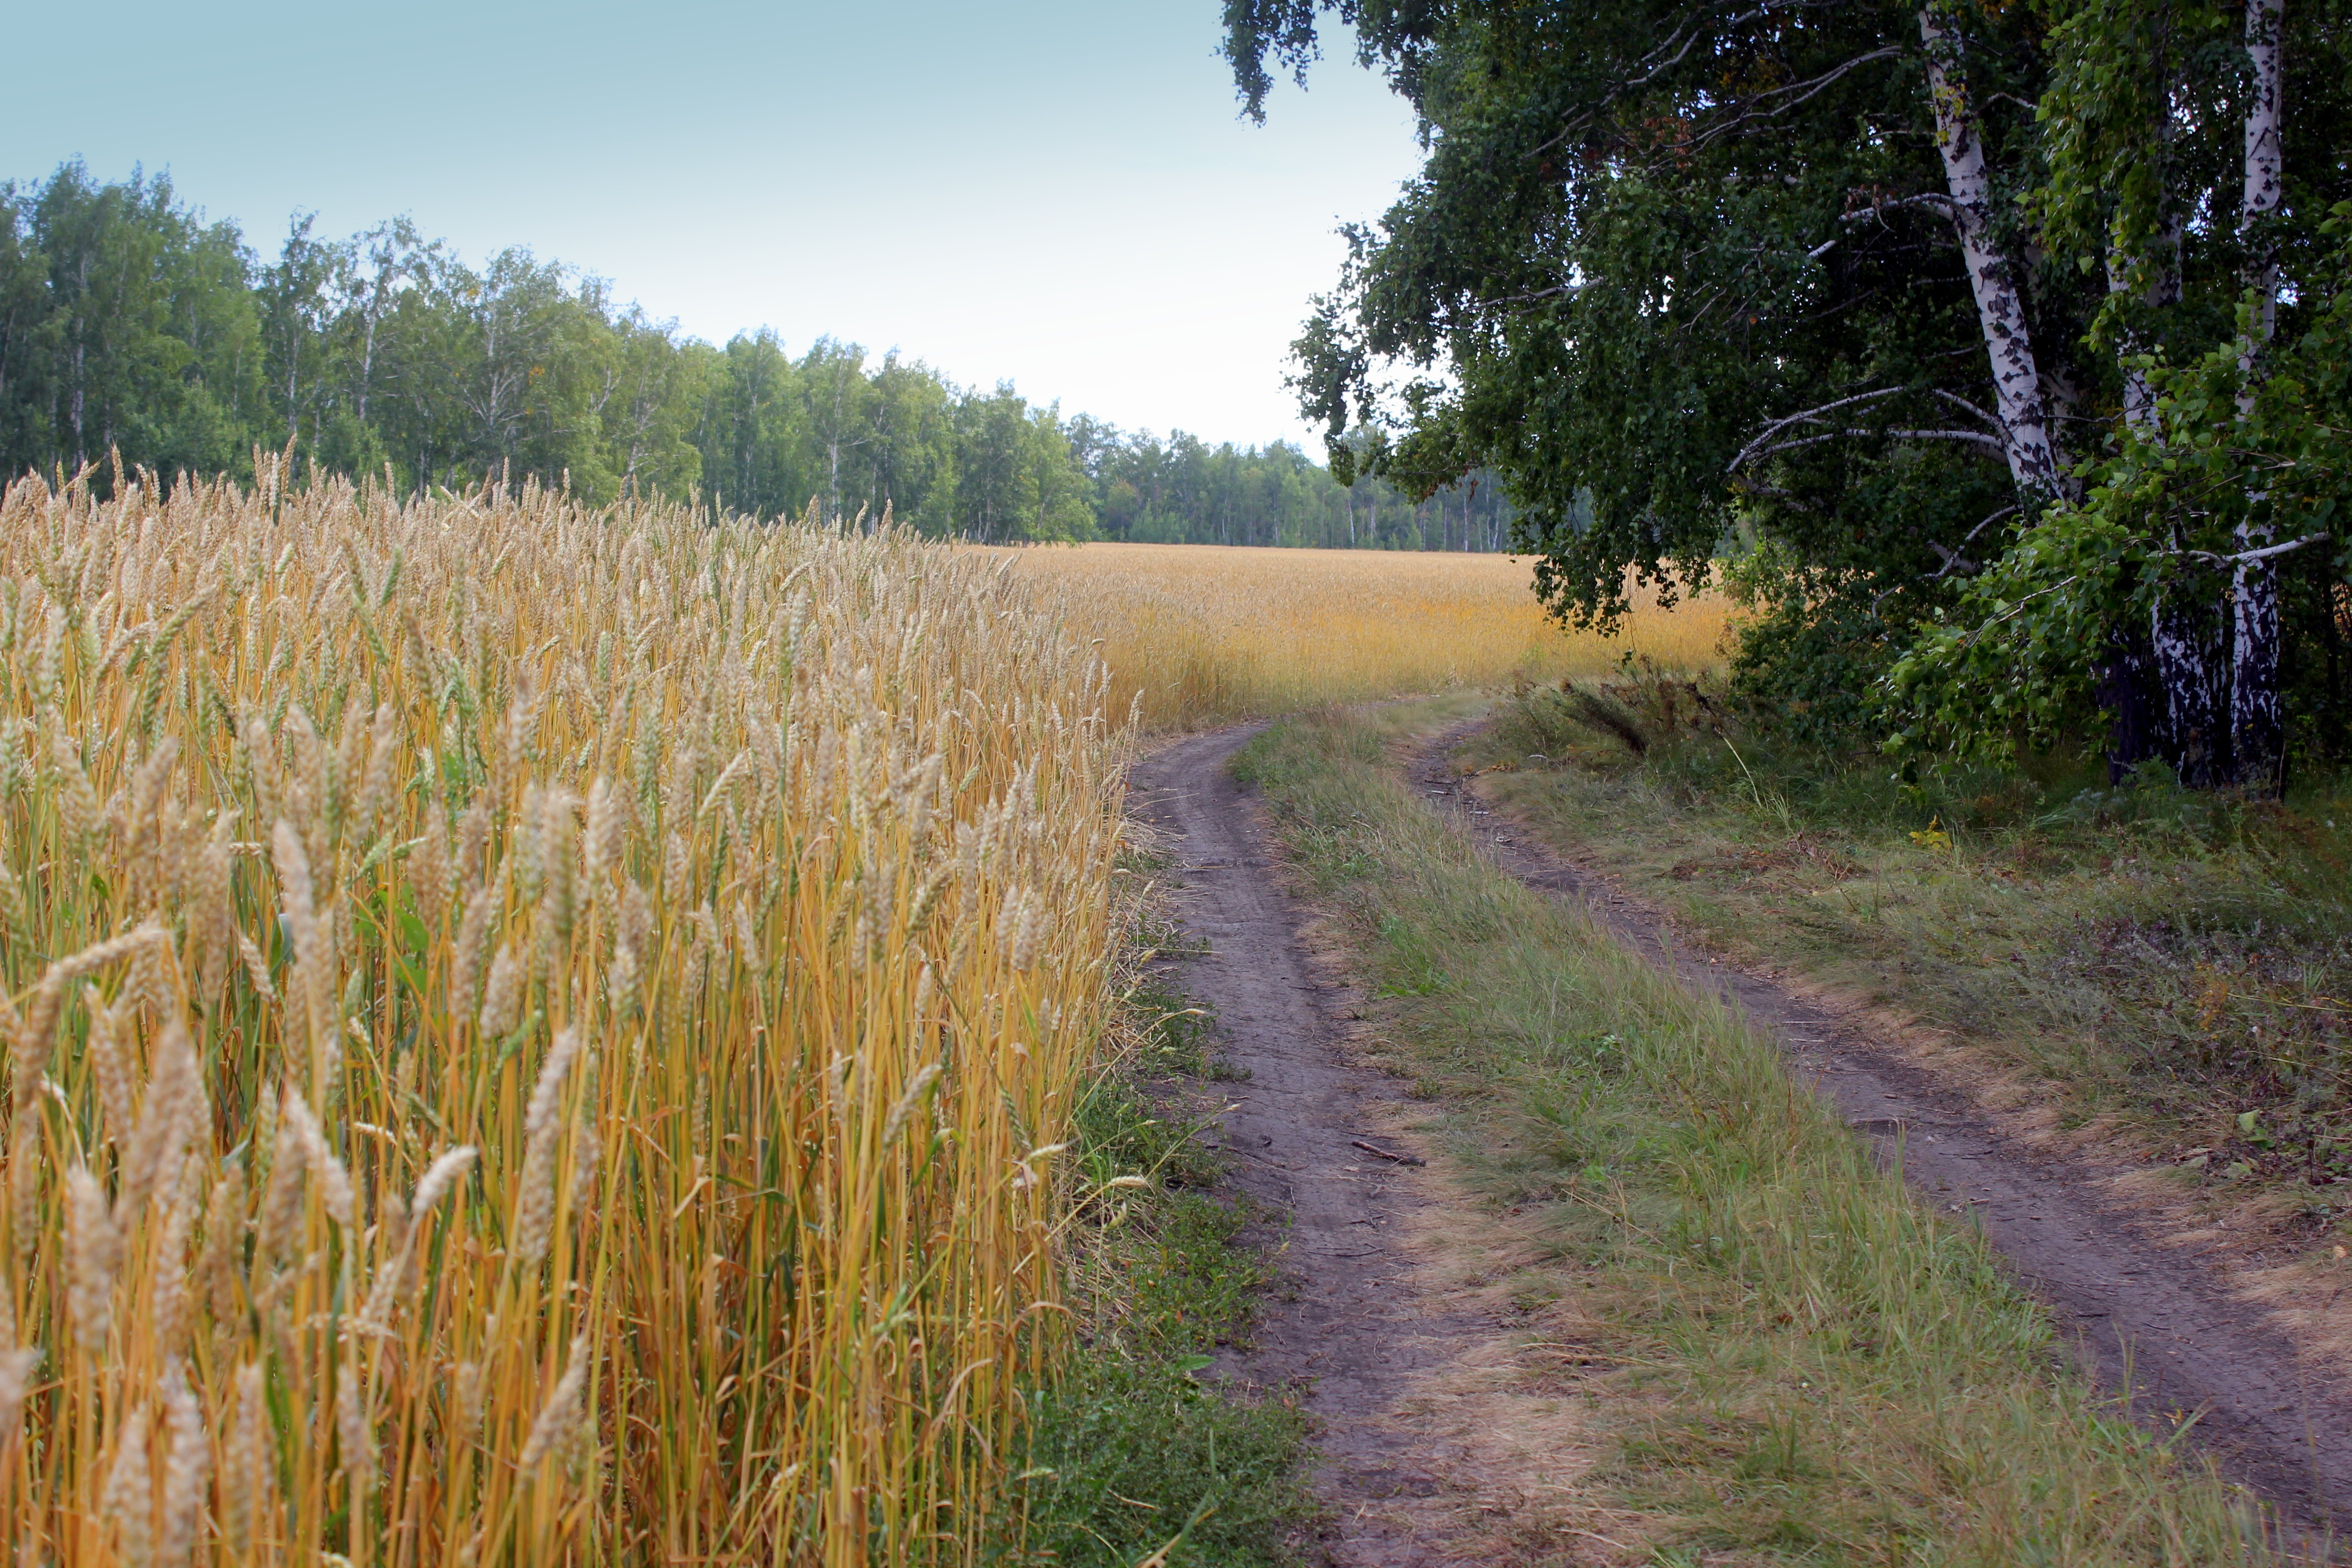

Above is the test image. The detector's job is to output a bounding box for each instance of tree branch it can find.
[1921,504,2018,583]
[1958,575,2080,649]
[1883,428,2009,453]
[1534,3,1776,156]
[1841,192,1959,224]
[1928,387,2001,429]
[1736,426,2009,468]
[1682,48,1906,154]
[1955,502,2017,553]
[1485,284,1578,308]
[1726,387,1902,472]
[2167,533,2329,567]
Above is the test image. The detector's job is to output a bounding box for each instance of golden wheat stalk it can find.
[0,467,1125,1564]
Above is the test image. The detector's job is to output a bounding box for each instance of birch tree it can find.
[2230,0,2288,788]
[1227,0,2086,733]
[1919,0,2066,496]
[1892,0,2351,787]
[1229,0,2352,776]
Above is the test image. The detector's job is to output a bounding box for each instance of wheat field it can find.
[0,474,1726,1565]
[0,466,1123,1564]
[990,541,1729,729]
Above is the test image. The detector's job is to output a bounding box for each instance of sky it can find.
[1,2,1426,450]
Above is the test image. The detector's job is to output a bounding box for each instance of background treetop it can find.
[0,159,1512,553]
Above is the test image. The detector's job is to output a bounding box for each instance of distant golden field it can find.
[991,542,1728,729]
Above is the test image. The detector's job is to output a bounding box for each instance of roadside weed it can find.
[1475,692,2352,1220]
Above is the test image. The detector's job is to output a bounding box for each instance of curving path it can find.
[1130,716,2350,1561]
[1411,720,2352,1539]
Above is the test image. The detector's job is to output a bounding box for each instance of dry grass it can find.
[0,463,1126,1563]
[988,543,1728,730]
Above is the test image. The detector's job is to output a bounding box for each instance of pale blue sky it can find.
[3,2,1421,447]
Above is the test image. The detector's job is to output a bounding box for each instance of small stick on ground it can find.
[1352,1139,1425,1167]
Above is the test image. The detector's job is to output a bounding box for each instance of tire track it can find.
[1131,726,1550,1567]
[1411,719,2352,1538]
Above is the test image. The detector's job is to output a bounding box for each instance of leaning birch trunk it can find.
[1917,6,2177,779]
[2230,0,2287,791]
[1918,1,2065,496]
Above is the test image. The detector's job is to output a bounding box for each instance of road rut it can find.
[1129,714,2349,1559]
[1412,720,2352,1537]
[1133,726,1568,1566]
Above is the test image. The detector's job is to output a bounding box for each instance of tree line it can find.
[0,159,1514,550]
[1067,417,1515,551]
[1232,0,2352,788]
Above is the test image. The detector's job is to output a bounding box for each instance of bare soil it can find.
[1412,720,2352,1535]
[1132,726,1616,1566]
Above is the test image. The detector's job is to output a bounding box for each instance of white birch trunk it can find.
[2108,217,2182,437]
[2093,209,2176,775]
[2239,0,2285,372]
[1919,3,2066,495]
[2111,218,2203,778]
[2230,0,2287,790]
[2153,594,2228,784]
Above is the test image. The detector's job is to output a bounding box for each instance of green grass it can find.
[1231,701,2280,1566]
[1475,670,2352,1225]
[1009,1205,1304,1568]
[1001,869,1311,1568]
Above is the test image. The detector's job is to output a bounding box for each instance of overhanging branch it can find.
[1726,387,1901,473]
[1735,425,2009,469]
[1842,192,1959,223]
[1928,388,2001,429]
[2166,532,2329,567]
[1682,47,1907,155]
[1923,504,2019,583]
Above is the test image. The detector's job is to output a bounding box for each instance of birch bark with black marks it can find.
[2097,626,2167,782]
[2230,0,2287,792]
[1917,5,2188,778]
[2154,588,2231,784]
[1918,2,2066,497]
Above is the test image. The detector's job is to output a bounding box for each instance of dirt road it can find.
[1133,716,2352,1560]
[1132,725,1592,1566]
[1410,721,2352,1534]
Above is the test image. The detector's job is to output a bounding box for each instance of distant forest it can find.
[0,161,1515,550]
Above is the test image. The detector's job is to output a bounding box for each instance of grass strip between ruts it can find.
[1233,701,2283,1568]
